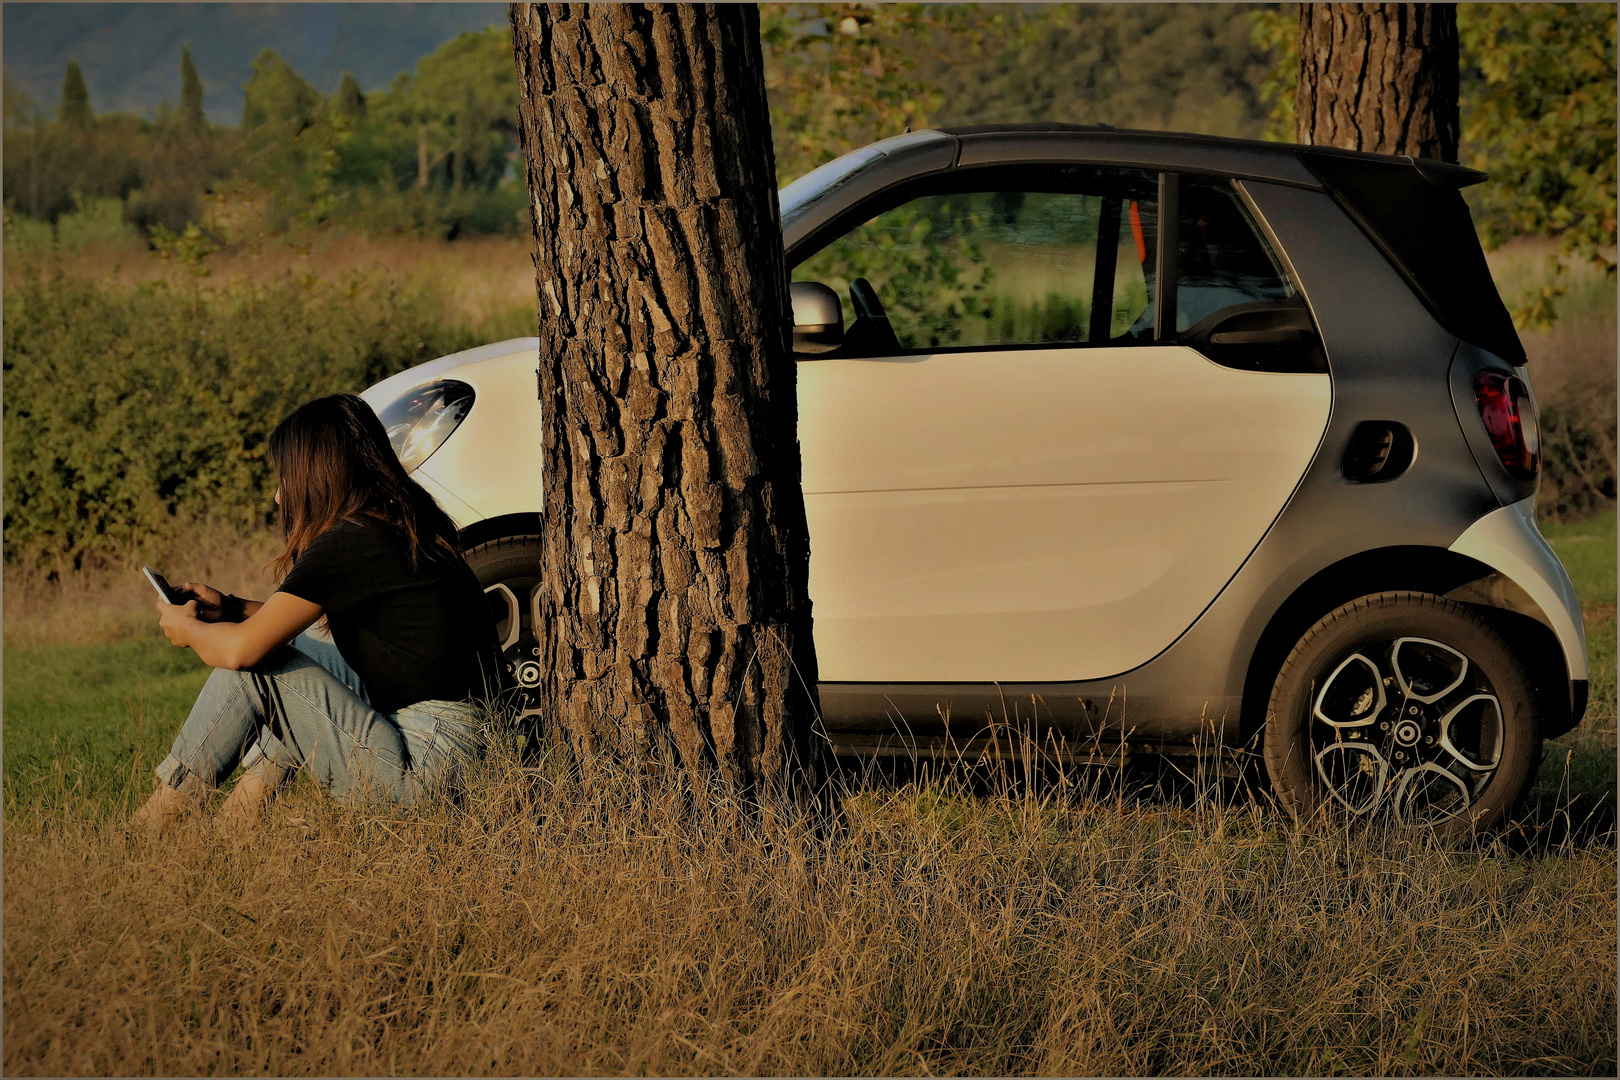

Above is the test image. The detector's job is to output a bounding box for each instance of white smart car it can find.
[362,126,1587,833]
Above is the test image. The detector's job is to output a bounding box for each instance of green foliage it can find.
[339,183,527,241]
[1247,4,1297,142]
[1247,3,1618,330]
[240,48,321,129]
[761,3,944,186]
[1,195,144,254]
[6,31,527,243]
[334,72,367,122]
[798,199,994,349]
[59,60,91,128]
[10,6,1611,266]
[122,118,234,237]
[761,4,1275,185]
[5,62,206,230]
[796,188,1153,349]
[355,26,518,194]
[179,47,205,133]
[1541,401,1618,520]
[225,30,525,237]
[1460,3,1618,327]
[916,4,1274,138]
[1,267,484,570]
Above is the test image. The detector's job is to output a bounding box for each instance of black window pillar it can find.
[1154,172,1179,341]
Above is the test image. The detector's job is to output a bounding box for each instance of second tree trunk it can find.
[1296,3,1460,162]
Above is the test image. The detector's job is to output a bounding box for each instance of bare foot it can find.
[129,783,196,833]
[216,762,285,829]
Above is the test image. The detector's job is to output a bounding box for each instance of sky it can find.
[3,3,506,125]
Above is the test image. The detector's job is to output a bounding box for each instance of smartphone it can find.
[142,566,187,605]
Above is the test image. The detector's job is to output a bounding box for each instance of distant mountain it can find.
[3,3,506,126]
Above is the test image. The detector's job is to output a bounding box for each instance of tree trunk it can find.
[1295,3,1459,162]
[509,3,821,795]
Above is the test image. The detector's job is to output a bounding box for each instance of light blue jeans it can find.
[155,631,484,807]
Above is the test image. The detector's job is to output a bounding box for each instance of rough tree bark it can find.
[1296,3,1460,162]
[509,3,821,794]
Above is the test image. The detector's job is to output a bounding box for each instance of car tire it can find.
[1264,591,1540,836]
[463,534,545,739]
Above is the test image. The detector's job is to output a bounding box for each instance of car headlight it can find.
[378,380,475,472]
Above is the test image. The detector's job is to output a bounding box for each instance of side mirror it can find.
[790,280,843,356]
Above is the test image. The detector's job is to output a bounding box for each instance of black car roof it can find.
[937,122,1488,190]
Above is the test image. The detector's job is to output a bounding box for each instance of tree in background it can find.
[1294,3,1459,161]
[510,2,821,796]
[179,47,206,133]
[1460,3,1617,325]
[59,60,92,129]
[1248,5,1299,142]
[339,26,526,236]
[240,48,321,130]
[9,4,1611,274]
[334,72,367,121]
[123,48,233,238]
[917,4,1274,138]
[759,4,1278,187]
[1251,2,1617,326]
[233,50,351,230]
[761,3,942,185]
[4,77,57,221]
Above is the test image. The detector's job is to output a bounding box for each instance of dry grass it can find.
[4,746,1615,1077]
[2,231,538,335]
[1488,238,1618,409]
[5,232,1613,1079]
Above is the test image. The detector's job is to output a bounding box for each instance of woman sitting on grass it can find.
[133,393,503,830]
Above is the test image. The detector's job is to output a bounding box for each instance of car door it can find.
[793,167,1331,684]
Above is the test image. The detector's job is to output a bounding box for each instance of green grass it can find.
[1543,508,1617,606]
[1533,508,1617,805]
[2,639,211,815]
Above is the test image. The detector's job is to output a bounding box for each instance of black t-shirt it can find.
[278,517,503,715]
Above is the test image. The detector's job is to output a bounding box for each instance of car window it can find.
[1176,177,1296,332]
[794,168,1160,353]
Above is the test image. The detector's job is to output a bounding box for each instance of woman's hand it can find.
[179,582,261,623]
[156,591,323,670]
[156,599,203,646]
[181,581,228,622]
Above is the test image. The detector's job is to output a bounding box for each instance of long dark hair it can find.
[268,393,461,577]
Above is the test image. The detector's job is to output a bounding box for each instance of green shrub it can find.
[2,264,485,570]
[1540,401,1618,520]
[54,196,146,250]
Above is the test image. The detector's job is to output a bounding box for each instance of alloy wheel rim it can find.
[485,577,546,730]
[1309,636,1504,825]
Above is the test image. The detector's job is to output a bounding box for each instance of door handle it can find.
[1210,327,1314,346]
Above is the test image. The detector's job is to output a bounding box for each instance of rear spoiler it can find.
[1300,145,1488,189]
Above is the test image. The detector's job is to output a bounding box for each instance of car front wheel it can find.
[1264,592,1541,836]
[464,534,545,741]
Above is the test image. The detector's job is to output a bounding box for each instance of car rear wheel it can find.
[1264,591,1540,836]
[464,534,545,742]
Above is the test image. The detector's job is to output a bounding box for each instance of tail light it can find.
[1473,371,1540,480]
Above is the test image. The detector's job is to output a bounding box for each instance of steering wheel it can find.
[848,277,889,322]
